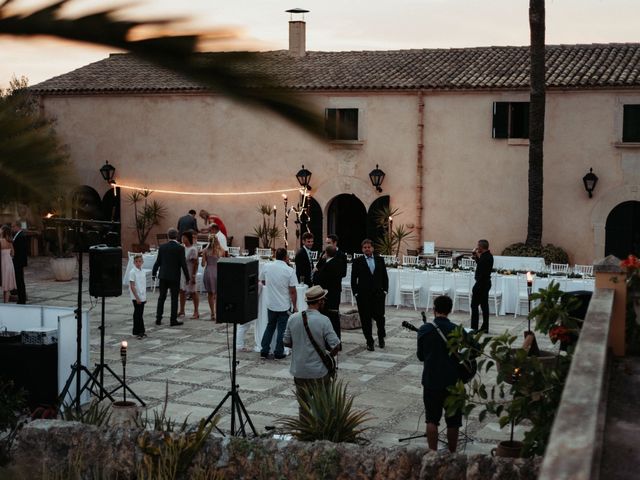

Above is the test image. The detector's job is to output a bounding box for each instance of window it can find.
[325,108,359,141]
[623,105,640,142]
[492,102,529,139]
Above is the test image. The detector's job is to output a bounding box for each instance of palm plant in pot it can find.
[128,190,166,252]
[253,204,281,249]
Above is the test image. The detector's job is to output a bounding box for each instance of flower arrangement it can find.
[621,255,640,291]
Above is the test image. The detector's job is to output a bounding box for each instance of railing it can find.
[539,256,626,480]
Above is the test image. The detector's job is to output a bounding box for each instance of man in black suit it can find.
[152,228,189,326]
[11,221,28,304]
[470,239,494,333]
[177,210,198,238]
[315,234,347,279]
[351,238,389,351]
[314,245,344,339]
[294,232,315,287]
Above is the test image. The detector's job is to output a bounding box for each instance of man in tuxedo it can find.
[351,238,389,351]
[315,234,347,279]
[314,245,344,339]
[470,239,494,333]
[11,221,28,304]
[152,228,189,326]
[294,232,315,287]
[177,210,198,238]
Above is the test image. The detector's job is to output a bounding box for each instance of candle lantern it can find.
[120,341,128,403]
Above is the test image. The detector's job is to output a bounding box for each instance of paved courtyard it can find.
[21,256,557,454]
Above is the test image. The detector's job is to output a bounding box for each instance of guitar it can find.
[402,311,427,333]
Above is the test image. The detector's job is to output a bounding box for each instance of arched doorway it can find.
[605,201,640,258]
[327,194,367,254]
[367,195,391,246]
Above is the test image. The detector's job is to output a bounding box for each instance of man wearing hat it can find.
[283,285,341,400]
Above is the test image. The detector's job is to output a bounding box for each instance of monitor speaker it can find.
[89,245,122,297]
[216,257,259,325]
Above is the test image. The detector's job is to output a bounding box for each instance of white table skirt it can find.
[123,252,206,291]
[236,283,307,352]
[385,269,594,315]
[493,256,546,272]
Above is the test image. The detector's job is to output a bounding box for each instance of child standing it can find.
[129,254,147,339]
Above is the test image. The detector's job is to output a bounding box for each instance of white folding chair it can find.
[515,274,533,317]
[256,248,272,258]
[460,257,476,269]
[228,246,240,257]
[353,253,364,260]
[309,250,318,261]
[426,270,451,311]
[550,263,570,274]
[287,250,296,259]
[452,272,472,312]
[436,257,453,268]
[381,255,397,266]
[397,269,421,310]
[402,255,420,267]
[488,272,503,317]
[341,264,354,306]
[573,264,593,277]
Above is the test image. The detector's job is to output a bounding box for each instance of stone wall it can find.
[9,420,541,479]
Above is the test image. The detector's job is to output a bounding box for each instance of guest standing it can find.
[152,228,189,326]
[178,230,200,319]
[209,223,228,255]
[351,239,388,351]
[11,222,27,304]
[259,248,298,360]
[129,254,147,339]
[314,245,343,339]
[202,234,224,320]
[0,226,16,303]
[470,239,494,333]
[177,209,198,238]
[294,232,315,287]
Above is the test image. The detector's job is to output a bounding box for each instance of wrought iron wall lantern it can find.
[369,164,385,192]
[100,161,116,184]
[296,165,312,190]
[582,168,598,198]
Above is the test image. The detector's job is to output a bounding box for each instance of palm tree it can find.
[526,0,546,247]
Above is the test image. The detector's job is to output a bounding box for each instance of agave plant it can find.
[276,379,372,444]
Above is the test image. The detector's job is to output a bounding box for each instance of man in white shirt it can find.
[210,223,228,255]
[259,248,298,359]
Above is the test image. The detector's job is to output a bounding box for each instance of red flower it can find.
[549,325,572,344]
[621,255,640,271]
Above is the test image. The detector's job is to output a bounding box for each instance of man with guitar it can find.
[415,295,463,452]
[283,286,341,413]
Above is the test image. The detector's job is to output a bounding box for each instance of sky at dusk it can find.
[1,0,639,89]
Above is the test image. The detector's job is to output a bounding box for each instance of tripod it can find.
[85,297,145,405]
[399,420,474,451]
[52,218,120,413]
[204,321,257,437]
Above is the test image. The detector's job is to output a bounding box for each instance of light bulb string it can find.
[113,182,303,197]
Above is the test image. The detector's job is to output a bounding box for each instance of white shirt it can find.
[259,260,297,311]
[216,231,228,252]
[129,266,147,302]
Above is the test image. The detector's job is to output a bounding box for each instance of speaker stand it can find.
[87,297,145,405]
[204,321,257,437]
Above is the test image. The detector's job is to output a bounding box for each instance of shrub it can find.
[502,242,569,265]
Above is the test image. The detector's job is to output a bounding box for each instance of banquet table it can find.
[122,251,206,292]
[492,255,546,272]
[382,268,594,315]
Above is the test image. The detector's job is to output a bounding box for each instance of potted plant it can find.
[128,190,166,252]
[253,204,280,249]
[621,255,640,353]
[43,193,78,281]
[372,206,414,257]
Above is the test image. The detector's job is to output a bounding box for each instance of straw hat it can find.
[305,285,328,303]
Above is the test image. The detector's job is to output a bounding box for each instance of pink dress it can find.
[203,251,219,293]
[1,246,16,292]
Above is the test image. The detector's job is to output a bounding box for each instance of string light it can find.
[113,183,302,197]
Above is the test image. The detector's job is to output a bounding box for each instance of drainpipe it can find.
[415,91,425,248]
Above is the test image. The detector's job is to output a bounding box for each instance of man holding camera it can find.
[470,239,494,333]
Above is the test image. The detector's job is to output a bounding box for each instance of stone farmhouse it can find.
[32,19,640,263]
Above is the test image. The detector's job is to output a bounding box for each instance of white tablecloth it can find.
[122,251,206,291]
[493,256,546,272]
[384,269,594,315]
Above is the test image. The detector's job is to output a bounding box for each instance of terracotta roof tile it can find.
[31,43,640,94]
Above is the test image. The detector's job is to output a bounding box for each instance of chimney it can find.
[286,8,309,57]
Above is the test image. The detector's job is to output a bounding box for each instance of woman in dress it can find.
[0,225,17,303]
[178,230,200,319]
[201,234,223,320]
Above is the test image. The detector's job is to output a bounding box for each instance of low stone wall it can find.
[9,420,541,479]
